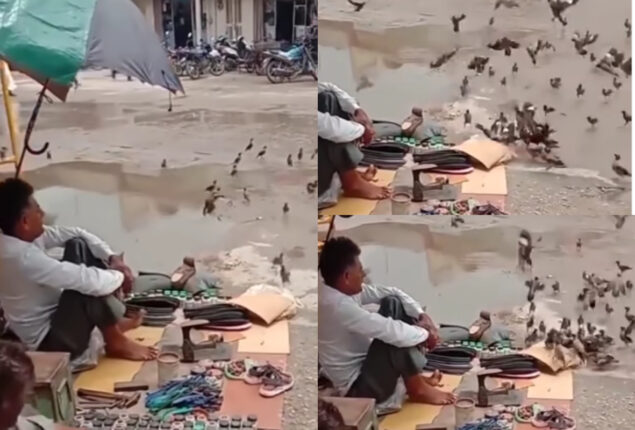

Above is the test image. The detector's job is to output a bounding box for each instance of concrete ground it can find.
[1,70,317,428]
[330,215,635,430]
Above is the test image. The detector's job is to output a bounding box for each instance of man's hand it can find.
[109,254,135,294]
[417,313,440,349]
[353,108,375,144]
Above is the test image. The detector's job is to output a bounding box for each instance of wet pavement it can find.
[318,0,631,214]
[0,71,317,428]
[331,215,635,429]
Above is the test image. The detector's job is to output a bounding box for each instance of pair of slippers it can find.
[516,404,576,429]
[224,359,294,398]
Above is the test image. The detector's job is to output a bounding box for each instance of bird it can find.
[430,49,459,69]
[467,56,490,74]
[621,57,631,76]
[613,77,622,89]
[527,47,537,65]
[256,146,267,159]
[586,116,598,127]
[283,202,289,214]
[525,328,539,347]
[245,138,254,151]
[500,77,507,86]
[272,252,284,266]
[612,154,631,177]
[576,84,585,97]
[606,303,614,314]
[242,187,250,203]
[512,63,518,73]
[592,353,618,369]
[161,159,167,168]
[577,314,584,326]
[518,229,533,271]
[311,148,318,160]
[488,66,495,77]
[233,152,242,165]
[620,326,632,345]
[489,17,495,26]
[538,320,547,335]
[306,181,317,194]
[543,105,555,115]
[590,53,596,62]
[287,154,293,167]
[626,306,635,322]
[615,215,627,229]
[527,315,535,329]
[488,37,520,56]
[626,18,632,38]
[297,148,303,161]
[576,238,582,251]
[552,281,560,294]
[451,215,465,228]
[230,165,238,176]
[280,264,291,284]
[46,151,52,160]
[529,301,536,313]
[451,14,466,32]
[602,88,613,98]
[347,0,365,12]
[495,0,520,9]
[616,261,632,273]
[460,77,469,97]
[464,110,471,126]
[205,180,217,192]
[621,110,631,125]
[549,77,562,89]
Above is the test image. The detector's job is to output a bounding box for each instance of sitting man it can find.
[318,82,391,209]
[0,178,157,361]
[318,236,456,408]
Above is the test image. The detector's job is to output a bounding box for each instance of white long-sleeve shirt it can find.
[318,82,365,143]
[0,226,124,349]
[318,282,428,395]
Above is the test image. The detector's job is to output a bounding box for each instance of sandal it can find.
[531,408,576,430]
[516,403,544,423]
[225,359,251,380]
[258,365,294,397]
[244,363,276,385]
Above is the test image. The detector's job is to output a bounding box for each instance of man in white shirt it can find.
[317,82,391,208]
[318,236,456,406]
[0,178,157,361]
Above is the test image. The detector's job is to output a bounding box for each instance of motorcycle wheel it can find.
[209,59,225,76]
[255,60,266,76]
[174,62,184,77]
[187,62,201,80]
[266,59,286,84]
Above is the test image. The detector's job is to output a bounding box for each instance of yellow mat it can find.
[461,165,507,195]
[74,326,164,393]
[527,370,573,400]
[237,319,290,354]
[319,169,396,216]
[379,374,463,430]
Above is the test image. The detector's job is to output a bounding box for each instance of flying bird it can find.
[347,0,365,12]
[451,14,466,32]
[612,154,631,177]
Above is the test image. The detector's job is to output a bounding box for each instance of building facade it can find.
[132,0,315,47]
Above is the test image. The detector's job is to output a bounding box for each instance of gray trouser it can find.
[346,296,427,403]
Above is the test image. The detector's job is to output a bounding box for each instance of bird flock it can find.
[518,215,632,370]
[349,0,632,176]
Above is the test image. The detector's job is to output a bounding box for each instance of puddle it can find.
[318,0,632,177]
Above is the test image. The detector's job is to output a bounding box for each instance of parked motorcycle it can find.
[265,36,317,84]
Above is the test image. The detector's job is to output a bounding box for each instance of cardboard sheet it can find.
[527,370,573,400]
[455,138,514,169]
[220,353,287,430]
[493,378,535,390]
[230,293,294,325]
[319,169,396,216]
[74,326,164,393]
[429,173,469,185]
[238,319,290,354]
[461,165,507,195]
[522,342,583,373]
[379,374,462,430]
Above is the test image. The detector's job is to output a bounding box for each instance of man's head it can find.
[0,341,35,430]
[319,236,364,295]
[318,398,346,430]
[0,178,44,241]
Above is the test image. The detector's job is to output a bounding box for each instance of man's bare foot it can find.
[423,369,443,387]
[118,310,145,332]
[407,376,456,405]
[345,179,391,200]
[105,337,158,361]
[361,165,378,182]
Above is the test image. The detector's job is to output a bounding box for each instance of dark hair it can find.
[318,398,345,430]
[319,236,361,286]
[0,178,34,235]
[0,341,35,401]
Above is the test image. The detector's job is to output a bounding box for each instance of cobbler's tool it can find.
[412,165,446,202]
[459,369,522,407]
[181,320,230,362]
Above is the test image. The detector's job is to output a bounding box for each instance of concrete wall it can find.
[204,0,257,41]
[132,0,159,33]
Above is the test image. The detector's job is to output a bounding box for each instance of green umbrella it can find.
[0,0,184,175]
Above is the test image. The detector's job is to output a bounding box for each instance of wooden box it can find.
[27,351,75,424]
[322,396,378,430]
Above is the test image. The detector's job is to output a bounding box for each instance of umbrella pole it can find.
[0,60,20,170]
[15,81,50,177]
